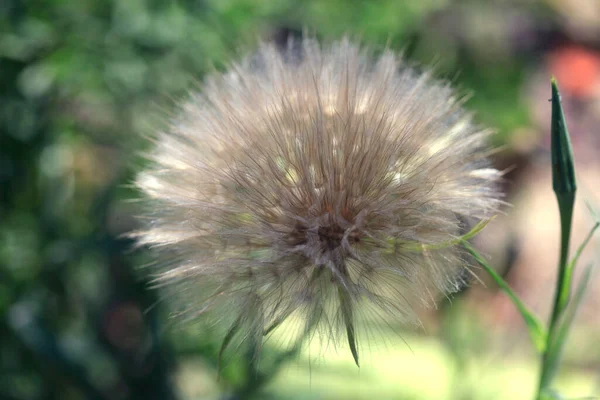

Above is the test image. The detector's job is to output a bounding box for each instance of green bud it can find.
[551,78,576,195]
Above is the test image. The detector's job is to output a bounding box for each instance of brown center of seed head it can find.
[317,224,360,250]
[284,213,362,264]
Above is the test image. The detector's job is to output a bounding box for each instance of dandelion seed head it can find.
[132,37,501,364]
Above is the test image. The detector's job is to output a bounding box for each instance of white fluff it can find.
[131,37,501,366]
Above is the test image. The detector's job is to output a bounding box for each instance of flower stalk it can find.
[537,78,577,395]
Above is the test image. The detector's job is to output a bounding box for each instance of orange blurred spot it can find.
[548,45,600,98]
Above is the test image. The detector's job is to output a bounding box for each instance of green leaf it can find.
[462,241,547,353]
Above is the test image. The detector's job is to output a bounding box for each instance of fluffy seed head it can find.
[132,37,501,365]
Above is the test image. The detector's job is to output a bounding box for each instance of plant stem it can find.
[537,78,577,399]
[537,195,574,394]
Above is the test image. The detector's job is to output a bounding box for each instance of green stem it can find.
[538,194,575,395]
[537,78,577,399]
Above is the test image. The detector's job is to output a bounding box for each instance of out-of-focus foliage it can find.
[1,0,599,399]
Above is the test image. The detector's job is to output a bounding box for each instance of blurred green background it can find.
[2,0,600,399]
